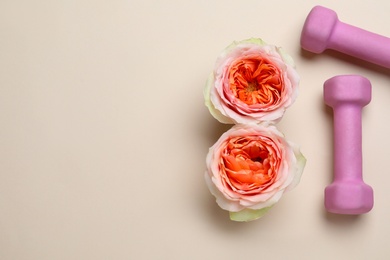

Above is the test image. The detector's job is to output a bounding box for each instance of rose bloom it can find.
[205,124,306,221]
[204,38,300,124]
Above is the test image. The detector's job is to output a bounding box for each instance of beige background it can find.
[1,0,390,259]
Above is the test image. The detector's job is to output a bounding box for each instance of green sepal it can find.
[229,206,273,222]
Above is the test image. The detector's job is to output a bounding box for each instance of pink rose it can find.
[204,38,300,124]
[205,124,306,221]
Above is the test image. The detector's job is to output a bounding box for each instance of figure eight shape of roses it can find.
[205,124,306,221]
[204,38,300,124]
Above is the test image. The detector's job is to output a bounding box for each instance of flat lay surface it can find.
[1,0,390,259]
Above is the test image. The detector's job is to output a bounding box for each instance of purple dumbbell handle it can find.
[301,6,390,69]
[332,105,363,181]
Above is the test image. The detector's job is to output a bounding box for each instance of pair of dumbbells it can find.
[300,6,390,214]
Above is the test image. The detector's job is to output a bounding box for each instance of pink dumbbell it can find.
[324,75,373,214]
[301,5,390,68]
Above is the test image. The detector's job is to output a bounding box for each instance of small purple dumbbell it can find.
[301,5,390,68]
[324,75,373,214]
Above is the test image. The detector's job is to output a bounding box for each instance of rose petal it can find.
[204,73,235,124]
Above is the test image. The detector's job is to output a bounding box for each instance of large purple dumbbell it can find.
[324,75,373,214]
[301,5,390,68]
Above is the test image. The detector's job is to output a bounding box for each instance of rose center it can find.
[228,58,283,106]
[246,82,258,93]
[251,156,264,163]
